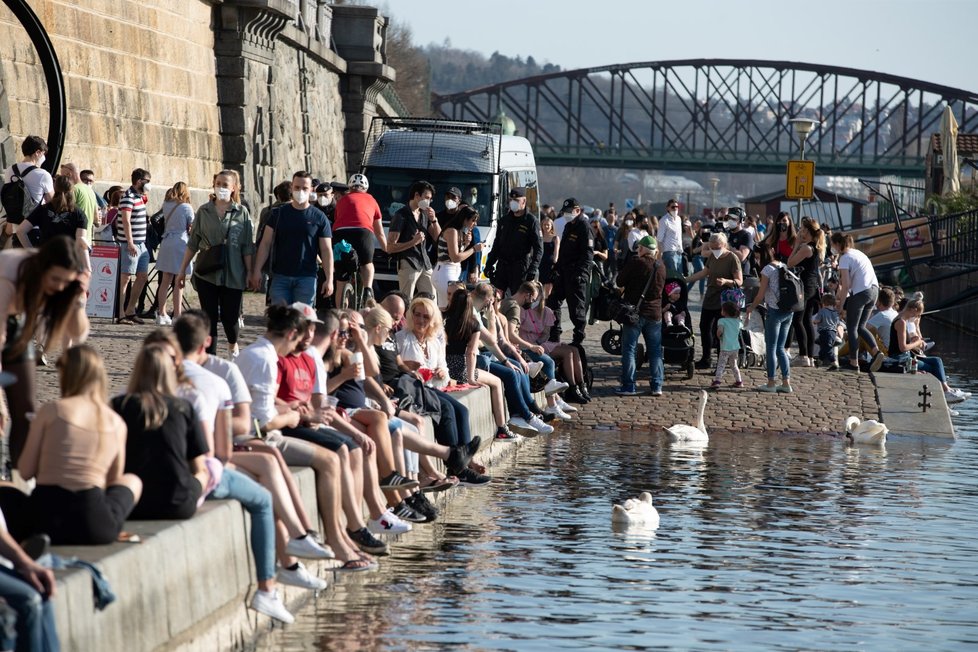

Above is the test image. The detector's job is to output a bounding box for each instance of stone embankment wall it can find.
[0,1,397,212]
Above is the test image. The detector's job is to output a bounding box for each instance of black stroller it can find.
[596,281,646,368]
[661,277,695,379]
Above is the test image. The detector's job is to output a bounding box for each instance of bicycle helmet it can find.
[348,173,369,191]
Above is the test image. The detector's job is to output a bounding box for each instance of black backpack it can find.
[777,265,804,312]
[1,164,39,222]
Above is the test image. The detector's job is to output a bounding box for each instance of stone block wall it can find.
[0,0,223,190]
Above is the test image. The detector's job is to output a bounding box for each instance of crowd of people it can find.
[0,132,970,649]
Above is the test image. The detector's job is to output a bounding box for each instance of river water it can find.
[258,320,978,651]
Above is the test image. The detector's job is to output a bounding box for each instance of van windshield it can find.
[365,169,494,228]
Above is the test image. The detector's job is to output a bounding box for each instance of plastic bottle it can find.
[353,351,365,381]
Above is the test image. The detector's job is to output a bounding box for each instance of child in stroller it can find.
[661,277,696,379]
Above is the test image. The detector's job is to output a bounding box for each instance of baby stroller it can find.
[740,306,766,368]
[597,284,645,369]
[661,277,695,379]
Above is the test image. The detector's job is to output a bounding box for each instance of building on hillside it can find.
[925,133,978,197]
[743,186,870,230]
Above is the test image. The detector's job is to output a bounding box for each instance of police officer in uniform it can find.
[546,197,593,346]
[486,187,542,295]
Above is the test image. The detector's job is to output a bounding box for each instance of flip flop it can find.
[333,557,378,573]
[419,476,457,493]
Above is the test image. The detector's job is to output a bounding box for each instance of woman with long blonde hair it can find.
[112,344,212,519]
[0,345,142,544]
[154,181,195,325]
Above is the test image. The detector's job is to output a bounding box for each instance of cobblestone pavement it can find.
[35,290,879,438]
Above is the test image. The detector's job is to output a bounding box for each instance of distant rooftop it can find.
[930,133,978,154]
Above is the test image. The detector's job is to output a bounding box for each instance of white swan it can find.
[844,416,888,445]
[664,390,709,442]
[611,492,660,527]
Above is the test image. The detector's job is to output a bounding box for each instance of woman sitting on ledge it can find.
[0,345,143,545]
[889,298,970,405]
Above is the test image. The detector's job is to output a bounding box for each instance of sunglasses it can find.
[337,330,349,337]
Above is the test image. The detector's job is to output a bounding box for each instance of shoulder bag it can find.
[196,211,232,275]
[609,260,657,326]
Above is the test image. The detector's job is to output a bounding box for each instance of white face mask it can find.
[317,195,329,207]
[293,189,310,204]
[531,299,541,309]
[725,219,738,230]
[625,219,634,226]
[142,182,152,194]
[36,154,46,167]
[445,199,458,211]
[711,248,723,258]
[214,187,232,202]
[831,246,840,256]
[509,200,521,212]
[669,209,678,216]
[418,198,431,210]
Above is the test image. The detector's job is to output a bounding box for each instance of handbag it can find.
[611,261,657,326]
[195,214,232,275]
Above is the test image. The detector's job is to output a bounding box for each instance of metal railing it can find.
[927,208,978,267]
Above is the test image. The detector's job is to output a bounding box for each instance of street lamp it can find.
[709,177,719,215]
[788,118,819,222]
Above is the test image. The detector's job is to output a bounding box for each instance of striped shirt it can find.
[116,186,148,244]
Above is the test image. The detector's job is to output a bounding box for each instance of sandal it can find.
[116,316,136,325]
[468,460,486,475]
[419,475,457,493]
[334,557,377,573]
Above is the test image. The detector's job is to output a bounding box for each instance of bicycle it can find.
[334,240,363,310]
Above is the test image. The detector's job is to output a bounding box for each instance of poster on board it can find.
[87,244,120,319]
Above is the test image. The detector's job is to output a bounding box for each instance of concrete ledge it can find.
[875,372,956,439]
[51,384,520,651]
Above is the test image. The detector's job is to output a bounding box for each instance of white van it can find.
[359,118,539,290]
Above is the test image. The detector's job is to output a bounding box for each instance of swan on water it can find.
[844,416,888,445]
[664,390,709,442]
[611,492,660,527]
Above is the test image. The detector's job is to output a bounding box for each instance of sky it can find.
[378,0,977,93]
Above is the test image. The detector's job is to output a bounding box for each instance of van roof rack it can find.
[369,117,502,137]
[361,118,503,174]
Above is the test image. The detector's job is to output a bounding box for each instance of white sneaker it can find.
[544,405,572,421]
[285,536,334,560]
[367,509,412,535]
[250,589,294,624]
[789,356,812,367]
[951,388,972,399]
[278,562,327,590]
[527,361,544,378]
[238,316,245,329]
[544,378,570,395]
[923,340,936,352]
[155,314,171,326]
[229,347,240,361]
[555,396,578,413]
[945,390,967,405]
[528,414,554,434]
[508,415,538,432]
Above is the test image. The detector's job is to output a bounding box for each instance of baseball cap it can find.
[315,182,331,193]
[637,235,657,250]
[329,181,349,192]
[561,197,580,212]
[290,302,323,324]
[509,187,526,198]
[445,187,462,199]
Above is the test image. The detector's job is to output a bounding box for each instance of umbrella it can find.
[941,105,960,195]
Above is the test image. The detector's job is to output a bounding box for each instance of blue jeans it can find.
[524,349,556,381]
[0,565,59,652]
[269,274,316,306]
[433,391,471,447]
[916,355,947,383]
[765,307,793,380]
[209,467,275,582]
[476,353,534,420]
[688,255,705,293]
[620,317,664,391]
[662,251,684,277]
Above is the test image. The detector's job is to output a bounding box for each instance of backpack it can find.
[0,164,39,221]
[146,209,165,251]
[777,265,804,312]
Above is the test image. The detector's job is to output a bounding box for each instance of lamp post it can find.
[788,118,819,223]
[709,177,719,215]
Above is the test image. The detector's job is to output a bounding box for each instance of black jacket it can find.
[556,216,593,270]
[486,210,543,276]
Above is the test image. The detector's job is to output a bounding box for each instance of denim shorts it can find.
[119,242,149,275]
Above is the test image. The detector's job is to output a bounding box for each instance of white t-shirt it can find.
[837,248,879,295]
[234,336,279,429]
[303,348,328,395]
[203,355,251,405]
[395,329,449,389]
[2,163,53,211]
[553,215,569,241]
[180,360,233,427]
[627,228,650,252]
[867,307,898,350]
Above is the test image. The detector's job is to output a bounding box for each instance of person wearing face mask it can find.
[758,211,796,267]
[332,174,388,307]
[719,207,755,280]
[432,206,482,309]
[686,232,743,369]
[314,182,335,220]
[178,170,255,358]
[546,197,593,346]
[431,187,464,267]
[387,180,441,299]
[2,136,53,247]
[657,198,685,276]
[114,168,153,324]
[250,170,333,308]
[485,187,543,295]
